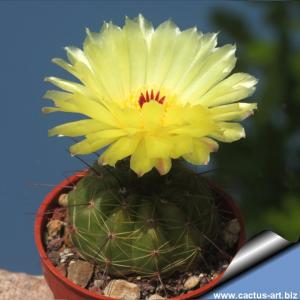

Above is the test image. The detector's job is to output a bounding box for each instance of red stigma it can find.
[139,89,166,108]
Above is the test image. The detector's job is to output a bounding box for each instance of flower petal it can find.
[169,135,193,158]
[48,119,109,137]
[100,136,140,166]
[124,15,153,92]
[199,73,258,107]
[44,91,117,126]
[173,33,218,102]
[145,136,172,158]
[83,23,130,104]
[183,138,213,165]
[130,140,156,176]
[169,124,217,138]
[180,44,237,104]
[155,158,172,175]
[210,102,257,121]
[141,101,164,129]
[211,122,245,142]
[69,137,115,155]
[146,20,178,87]
[162,28,202,90]
[45,76,86,94]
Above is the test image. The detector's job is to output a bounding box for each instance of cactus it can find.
[67,160,220,278]
[44,15,257,281]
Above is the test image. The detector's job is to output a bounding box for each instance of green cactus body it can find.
[67,161,220,278]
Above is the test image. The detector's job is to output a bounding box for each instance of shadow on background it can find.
[209,2,300,242]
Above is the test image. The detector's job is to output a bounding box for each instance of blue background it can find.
[0,1,298,297]
[0,0,262,275]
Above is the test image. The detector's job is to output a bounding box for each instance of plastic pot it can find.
[35,170,246,300]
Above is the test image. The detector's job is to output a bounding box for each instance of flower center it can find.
[139,89,166,108]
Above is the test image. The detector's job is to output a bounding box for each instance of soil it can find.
[44,190,240,299]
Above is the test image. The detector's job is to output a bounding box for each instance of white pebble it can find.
[104,279,140,300]
[148,294,165,300]
[184,275,200,290]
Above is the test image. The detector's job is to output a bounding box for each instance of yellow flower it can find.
[43,15,257,176]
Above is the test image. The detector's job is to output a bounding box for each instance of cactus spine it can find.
[67,160,220,278]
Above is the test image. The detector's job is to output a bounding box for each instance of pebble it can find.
[148,294,165,300]
[183,275,200,290]
[47,251,60,266]
[56,263,67,277]
[47,219,63,238]
[67,260,94,288]
[59,248,74,263]
[58,193,68,207]
[104,279,140,300]
[51,207,66,221]
[47,238,63,251]
[63,227,73,248]
[94,279,105,288]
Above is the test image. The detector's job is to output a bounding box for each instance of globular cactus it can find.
[67,160,220,278]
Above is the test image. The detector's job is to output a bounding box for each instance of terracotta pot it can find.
[35,170,246,300]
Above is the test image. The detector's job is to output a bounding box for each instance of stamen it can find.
[138,89,166,107]
[155,91,160,101]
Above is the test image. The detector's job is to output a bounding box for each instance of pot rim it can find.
[34,169,246,300]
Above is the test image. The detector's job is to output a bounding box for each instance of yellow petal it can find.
[43,90,72,102]
[124,15,153,92]
[45,91,117,126]
[105,103,142,129]
[169,124,217,138]
[69,137,115,155]
[211,122,245,142]
[48,119,109,137]
[42,90,76,113]
[87,129,127,141]
[155,158,172,175]
[164,106,185,126]
[64,46,92,71]
[141,101,164,129]
[169,135,193,158]
[146,20,178,87]
[181,44,237,104]
[52,58,74,76]
[210,103,257,121]
[174,33,218,101]
[83,23,130,104]
[201,137,219,152]
[69,129,127,155]
[99,136,140,166]
[145,136,172,158]
[183,138,213,165]
[45,77,85,94]
[162,28,202,90]
[182,105,211,125]
[199,73,258,107]
[130,140,156,176]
